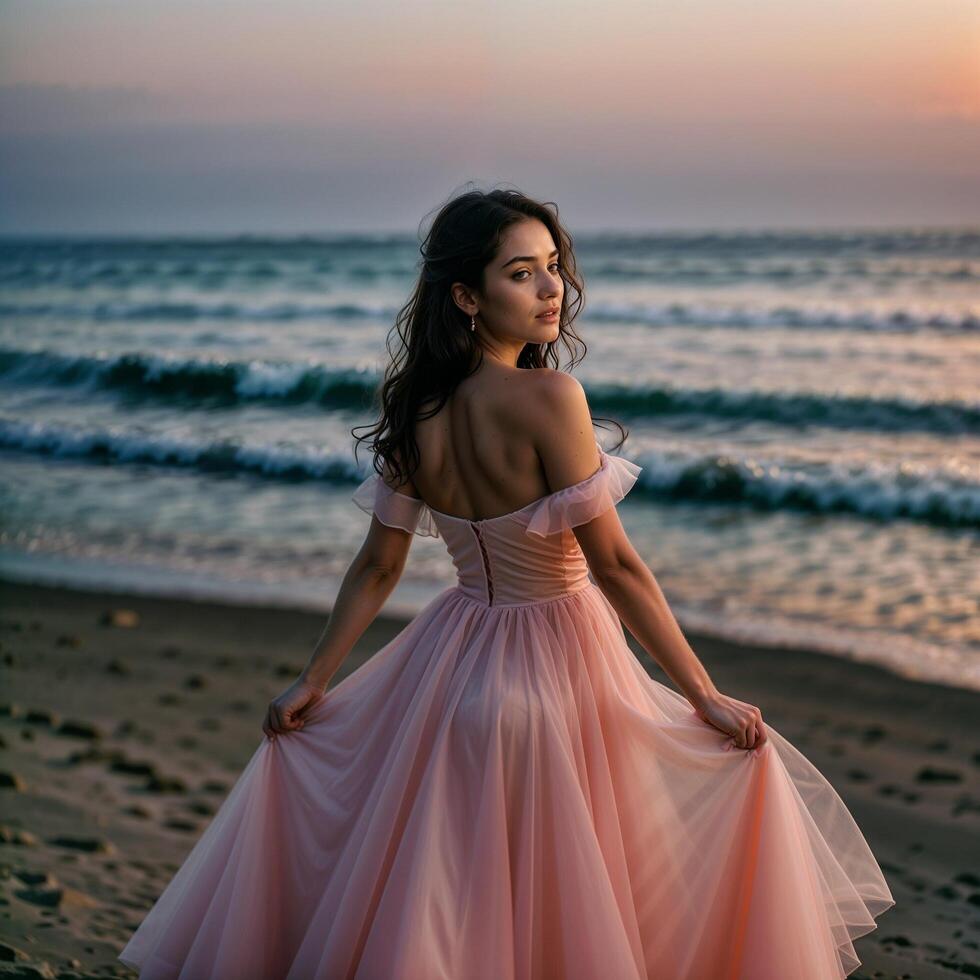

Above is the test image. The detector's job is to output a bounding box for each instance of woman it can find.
[118,187,894,979]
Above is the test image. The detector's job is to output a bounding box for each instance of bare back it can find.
[407,363,553,522]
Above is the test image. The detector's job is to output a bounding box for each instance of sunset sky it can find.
[1,0,977,233]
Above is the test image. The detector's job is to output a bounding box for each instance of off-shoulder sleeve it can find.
[523,447,642,538]
[351,473,441,538]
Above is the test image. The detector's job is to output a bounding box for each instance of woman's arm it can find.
[588,542,767,752]
[586,535,718,708]
[531,370,767,751]
[300,554,404,691]
[262,519,413,740]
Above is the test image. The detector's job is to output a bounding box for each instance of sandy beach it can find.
[1,579,978,979]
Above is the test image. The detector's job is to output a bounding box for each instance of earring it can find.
[470,315,476,332]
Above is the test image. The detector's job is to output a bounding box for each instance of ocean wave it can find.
[2,417,977,528]
[580,228,980,256]
[586,379,979,434]
[0,347,376,411]
[586,300,979,333]
[0,418,363,482]
[3,257,976,291]
[2,231,976,269]
[2,347,976,434]
[0,295,975,333]
[586,258,980,285]
[634,448,979,528]
[0,299,391,322]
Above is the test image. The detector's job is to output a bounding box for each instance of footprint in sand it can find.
[47,835,115,855]
[916,766,963,784]
[860,724,887,745]
[0,770,28,791]
[145,774,187,794]
[163,818,199,833]
[56,719,104,740]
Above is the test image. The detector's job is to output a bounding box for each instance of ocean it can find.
[1,230,977,690]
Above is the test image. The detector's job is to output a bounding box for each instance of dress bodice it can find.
[352,442,643,606]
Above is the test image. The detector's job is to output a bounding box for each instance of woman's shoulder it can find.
[418,368,590,460]
[520,369,591,429]
[524,367,585,397]
[472,369,587,452]
[498,367,586,414]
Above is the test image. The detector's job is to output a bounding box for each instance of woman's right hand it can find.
[693,692,768,751]
[262,675,325,741]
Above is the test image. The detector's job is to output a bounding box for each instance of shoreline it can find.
[3,551,974,695]
[1,580,978,978]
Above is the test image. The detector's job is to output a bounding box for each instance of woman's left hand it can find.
[262,676,325,740]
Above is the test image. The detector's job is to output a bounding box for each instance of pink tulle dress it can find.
[118,442,894,979]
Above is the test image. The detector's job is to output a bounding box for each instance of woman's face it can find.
[459,218,564,346]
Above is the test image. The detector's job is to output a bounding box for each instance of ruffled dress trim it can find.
[522,446,643,538]
[351,442,642,539]
[351,471,442,538]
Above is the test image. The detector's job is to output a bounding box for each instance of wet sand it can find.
[1,579,978,979]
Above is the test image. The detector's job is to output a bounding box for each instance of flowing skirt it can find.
[118,583,894,979]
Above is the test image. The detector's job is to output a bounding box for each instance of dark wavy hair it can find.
[351,183,628,486]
